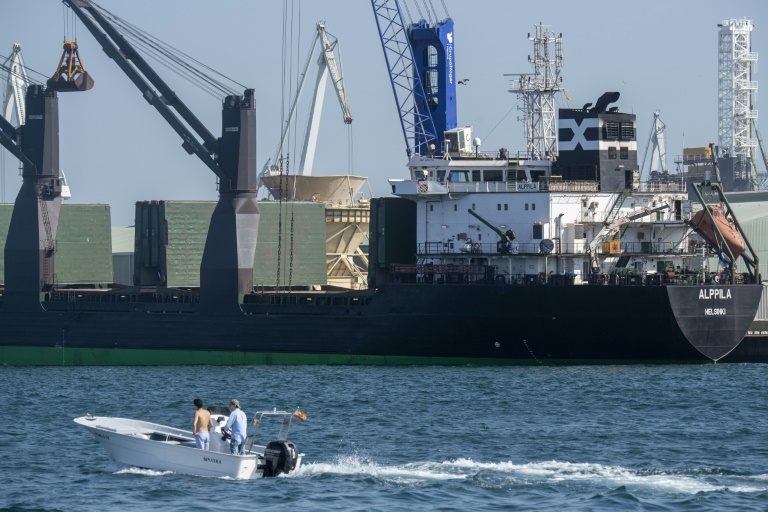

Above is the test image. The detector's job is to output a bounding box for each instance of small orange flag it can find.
[293,409,308,422]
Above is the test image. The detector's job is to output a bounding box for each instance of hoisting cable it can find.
[87,1,245,99]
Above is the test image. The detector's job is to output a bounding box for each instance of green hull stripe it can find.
[0,346,702,366]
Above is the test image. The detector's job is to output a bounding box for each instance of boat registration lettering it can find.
[94,431,109,440]
[698,288,732,300]
[704,308,727,316]
[204,456,222,464]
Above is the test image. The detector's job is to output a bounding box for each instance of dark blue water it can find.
[2,364,768,511]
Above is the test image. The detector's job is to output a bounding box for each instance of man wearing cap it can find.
[223,399,248,455]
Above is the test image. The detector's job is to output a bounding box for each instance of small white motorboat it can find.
[74,408,303,479]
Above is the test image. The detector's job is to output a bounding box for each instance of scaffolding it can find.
[718,18,758,189]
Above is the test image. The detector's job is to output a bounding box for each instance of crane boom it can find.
[261,21,353,181]
[1,44,28,126]
[62,0,223,179]
[588,203,670,273]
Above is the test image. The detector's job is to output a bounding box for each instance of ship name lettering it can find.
[204,457,222,464]
[704,308,726,316]
[94,432,109,440]
[698,288,732,300]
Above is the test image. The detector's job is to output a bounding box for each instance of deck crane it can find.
[2,45,72,201]
[63,0,259,314]
[640,111,668,182]
[0,46,86,310]
[260,21,352,185]
[588,203,671,274]
[467,209,516,253]
[370,0,438,158]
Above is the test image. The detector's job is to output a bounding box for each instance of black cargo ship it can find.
[0,1,762,365]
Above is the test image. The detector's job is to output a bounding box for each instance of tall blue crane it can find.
[371,0,449,158]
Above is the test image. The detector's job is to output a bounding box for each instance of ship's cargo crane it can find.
[0,44,88,309]
[467,209,516,253]
[588,203,670,274]
[63,0,258,314]
[260,21,352,183]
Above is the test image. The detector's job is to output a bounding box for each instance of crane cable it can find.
[87,2,246,99]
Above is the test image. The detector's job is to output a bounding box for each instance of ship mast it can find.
[508,23,563,161]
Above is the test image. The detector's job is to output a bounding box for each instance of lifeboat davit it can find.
[691,205,745,261]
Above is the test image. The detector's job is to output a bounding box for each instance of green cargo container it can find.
[0,203,113,285]
[134,200,326,288]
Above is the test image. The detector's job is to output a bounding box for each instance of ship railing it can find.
[419,240,695,257]
[393,266,746,287]
[444,180,599,194]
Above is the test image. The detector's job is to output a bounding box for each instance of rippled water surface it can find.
[2,364,768,511]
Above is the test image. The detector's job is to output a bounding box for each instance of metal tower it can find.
[509,24,563,160]
[718,18,758,189]
[640,111,668,181]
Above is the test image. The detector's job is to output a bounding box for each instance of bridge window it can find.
[608,147,617,159]
[484,170,503,181]
[620,147,628,159]
[449,170,470,182]
[472,170,482,181]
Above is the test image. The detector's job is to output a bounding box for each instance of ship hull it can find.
[0,284,761,365]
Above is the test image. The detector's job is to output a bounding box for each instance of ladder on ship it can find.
[38,195,56,291]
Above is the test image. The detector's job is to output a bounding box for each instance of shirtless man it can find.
[192,398,213,450]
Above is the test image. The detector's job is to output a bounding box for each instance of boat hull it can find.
[1,283,762,365]
[74,416,262,479]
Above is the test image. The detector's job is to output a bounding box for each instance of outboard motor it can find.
[262,440,299,477]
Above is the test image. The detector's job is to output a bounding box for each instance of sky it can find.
[1,0,766,226]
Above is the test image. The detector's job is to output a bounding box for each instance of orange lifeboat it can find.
[690,205,745,261]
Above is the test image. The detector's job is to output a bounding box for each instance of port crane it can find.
[63,0,259,314]
[370,0,438,157]
[640,111,668,181]
[261,21,352,185]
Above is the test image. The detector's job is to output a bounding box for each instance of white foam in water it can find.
[113,467,174,477]
[440,459,767,494]
[297,456,767,494]
[295,454,466,483]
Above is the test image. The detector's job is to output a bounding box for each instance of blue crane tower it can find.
[371,0,457,157]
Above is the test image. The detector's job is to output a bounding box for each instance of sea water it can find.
[1,364,767,511]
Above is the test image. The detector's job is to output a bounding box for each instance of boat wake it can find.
[113,467,175,477]
[294,456,768,494]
